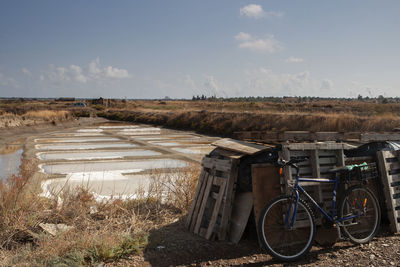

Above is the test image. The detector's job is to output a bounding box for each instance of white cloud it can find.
[240,68,333,97]
[41,58,130,85]
[88,57,130,79]
[236,33,282,53]
[285,56,304,63]
[0,72,20,88]
[320,79,333,91]
[234,32,252,41]
[104,66,130,78]
[21,67,32,76]
[240,4,284,19]
[69,64,87,83]
[203,75,228,97]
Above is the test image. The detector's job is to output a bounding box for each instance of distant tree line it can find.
[190,95,400,104]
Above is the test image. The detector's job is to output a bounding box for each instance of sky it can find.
[0,0,399,99]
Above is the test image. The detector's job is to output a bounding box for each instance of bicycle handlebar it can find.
[276,156,309,167]
[277,157,309,176]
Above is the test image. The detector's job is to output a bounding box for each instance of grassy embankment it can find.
[0,161,200,266]
[96,99,400,136]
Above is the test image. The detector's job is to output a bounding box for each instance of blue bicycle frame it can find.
[285,173,363,229]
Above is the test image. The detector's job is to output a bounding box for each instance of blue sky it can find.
[0,1,399,98]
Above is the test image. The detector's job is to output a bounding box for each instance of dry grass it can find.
[99,108,400,137]
[24,110,71,121]
[0,162,201,266]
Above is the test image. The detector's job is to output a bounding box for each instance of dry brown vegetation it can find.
[90,98,400,136]
[0,161,200,266]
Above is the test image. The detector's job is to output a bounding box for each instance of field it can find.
[3,97,400,134]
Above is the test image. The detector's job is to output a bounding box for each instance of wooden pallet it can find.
[186,155,239,240]
[234,131,400,143]
[279,144,346,222]
[377,150,400,233]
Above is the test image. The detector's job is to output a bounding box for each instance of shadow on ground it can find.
[143,217,394,267]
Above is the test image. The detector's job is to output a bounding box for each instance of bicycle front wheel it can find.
[339,186,380,244]
[258,195,315,261]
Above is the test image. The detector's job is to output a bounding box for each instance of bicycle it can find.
[258,157,381,261]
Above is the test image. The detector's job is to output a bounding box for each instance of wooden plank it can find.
[310,150,323,204]
[286,143,354,150]
[251,164,281,246]
[377,151,400,232]
[213,176,226,186]
[186,170,206,228]
[202,157,232,172]
[189,172,210,232]
[211,138,268,155]
[194,173,215,234]
[336,149,345,167]
[219,159,239,240]
[235,131,400,142]
[205,180,227,239]
[386,162,400,172]
[228,192,254,243]
[212,147,243,159]
[361,132,400,142]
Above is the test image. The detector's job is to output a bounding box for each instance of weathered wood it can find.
[281,147,292,194]
[377,150,400,233]
[286,143,354,150]
[202,157,232,172]
[211,138,268,155]
[251,164,281,246]
[189,172,210,232]
[310,150,324,204]
[194,173,215,234]
[234,131,400,142]
[336,149,346,166]
[205,179,227,239]
[186,170,206,228]
[212,147,243,159]
[228,192,253,243]
[219,159,239,240]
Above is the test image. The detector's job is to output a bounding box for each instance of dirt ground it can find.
[110,217,400,267]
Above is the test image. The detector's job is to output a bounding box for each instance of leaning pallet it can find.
[186,155,239,240]
[279,143,350,223]
[377,150,400,233]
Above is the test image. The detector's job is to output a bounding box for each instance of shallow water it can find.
[77,129,103,133]
[36,143,137,150]
[171,146,214,154]
[148,142,181,147]
[41,172,155,200]
[37,149,162,161]
[35,137,121,143]
[99,125,140,129]
[40,158,188,174]
[0,149,23,180]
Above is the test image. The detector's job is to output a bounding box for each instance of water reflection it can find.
[0,148,23,180]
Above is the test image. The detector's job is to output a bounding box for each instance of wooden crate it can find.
[279,143,347,222]
[377,150,400,233]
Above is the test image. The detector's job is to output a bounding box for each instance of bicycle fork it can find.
[285,190,300,230]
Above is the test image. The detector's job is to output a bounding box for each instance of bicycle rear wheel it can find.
[339,186,380,244]
[258,195,315,261]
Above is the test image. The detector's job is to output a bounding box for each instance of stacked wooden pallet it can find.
[185,155,239,240]
[235,131,400,143]
[377,150,400,233]
[280,143,348,207]
[186,138,268,241]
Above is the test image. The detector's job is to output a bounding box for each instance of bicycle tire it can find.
[339,186,380,244]
[258,195,315,261]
